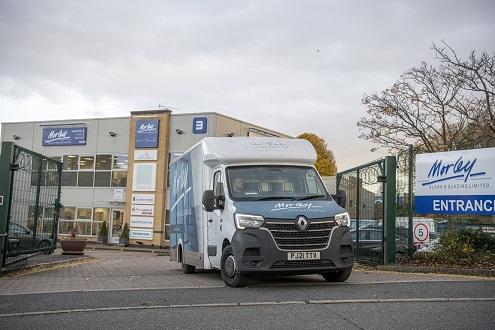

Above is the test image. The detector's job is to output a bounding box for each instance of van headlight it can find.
[235,213,264,230]
[335,212,350,227]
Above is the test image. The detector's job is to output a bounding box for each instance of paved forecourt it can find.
[0,248,489,295]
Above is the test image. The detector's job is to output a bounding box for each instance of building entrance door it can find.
[110,209,125,244]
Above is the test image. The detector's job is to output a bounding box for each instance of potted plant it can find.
[119,223,129,247]
[60,227,87,255]
[97,220,108,244]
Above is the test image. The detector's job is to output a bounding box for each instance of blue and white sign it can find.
[415,147,495,215]
[192,117,207,134]
[42,127,87,146]
[135,119,159,148]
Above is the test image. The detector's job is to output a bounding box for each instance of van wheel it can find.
[181,250,195,274]
[321,268,352,282]
[220,245,248,287]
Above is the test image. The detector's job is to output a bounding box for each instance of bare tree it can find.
[432,41,495,148]
[358,42,495,155]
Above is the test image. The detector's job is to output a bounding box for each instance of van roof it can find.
[175,137,317,167]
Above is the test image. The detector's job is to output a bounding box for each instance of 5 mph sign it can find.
[414,222,429,243]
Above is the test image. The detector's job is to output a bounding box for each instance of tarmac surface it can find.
[1,243,493,295]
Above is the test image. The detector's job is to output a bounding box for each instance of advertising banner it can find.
[42,127,87,146]
[415,147,495,215]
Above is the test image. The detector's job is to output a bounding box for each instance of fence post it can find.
[407,145,415,257]
[383,156,397,265]
[0,142,15,270]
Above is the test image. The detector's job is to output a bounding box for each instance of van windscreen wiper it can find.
[255,196,297,201]
[297,194,326,201]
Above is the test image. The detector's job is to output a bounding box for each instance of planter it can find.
[60,239,87,255]
[97,235,108,244]
[119,237,129,247]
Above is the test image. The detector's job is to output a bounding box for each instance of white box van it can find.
[169,137,353,286]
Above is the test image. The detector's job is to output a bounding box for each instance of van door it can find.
[207,168,224,268]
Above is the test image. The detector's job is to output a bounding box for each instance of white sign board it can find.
[130,228,153,240]
[130,216,154,228]
[132,193,155,205]
[415,147,495,215]
[134,150,158,161]
[132,163,157,191]
[131,205,155,216]
[113,188,124,200]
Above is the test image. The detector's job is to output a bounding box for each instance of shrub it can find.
[99,221,108,236]
[412,228,495,267]
[120,223,129,239]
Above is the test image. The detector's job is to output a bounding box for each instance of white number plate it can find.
[287,252,320,260]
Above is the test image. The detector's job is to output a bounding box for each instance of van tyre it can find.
[220,245,248,287]
[321,268,352,282]
[181,250,195,274]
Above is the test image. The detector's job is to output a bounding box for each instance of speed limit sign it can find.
[414,223,429,243]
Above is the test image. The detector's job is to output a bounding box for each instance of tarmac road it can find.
[0,247,494,329]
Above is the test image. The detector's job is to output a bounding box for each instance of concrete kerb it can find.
[377,264,495,277]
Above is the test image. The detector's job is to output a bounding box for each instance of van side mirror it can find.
[202,190,216,212]
[202,190,224,212]
[332,189,347,209]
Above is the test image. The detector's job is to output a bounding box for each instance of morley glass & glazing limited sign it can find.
[415,147,495,215]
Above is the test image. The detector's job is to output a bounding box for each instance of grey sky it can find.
[1,0,494,170]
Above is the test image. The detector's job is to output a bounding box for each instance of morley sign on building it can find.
[42,127,87,146]
[415,147,495,215]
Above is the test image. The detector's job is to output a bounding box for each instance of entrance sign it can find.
[415,147,495,215]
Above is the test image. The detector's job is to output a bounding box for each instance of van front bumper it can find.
[231,226,354,276]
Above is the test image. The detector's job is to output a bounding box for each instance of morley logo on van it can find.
[271,202,323,212]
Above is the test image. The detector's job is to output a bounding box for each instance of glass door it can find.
[110,209,125,244]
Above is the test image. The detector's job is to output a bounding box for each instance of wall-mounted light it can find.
[109,132,116,137]
[13,135,20,140]
[176,129,184,134]
[227,133,234,137]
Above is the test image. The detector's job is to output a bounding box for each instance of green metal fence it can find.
[337,156,398,265]
[0,142,62,274]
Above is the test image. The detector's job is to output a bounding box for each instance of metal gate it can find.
[337,156,397,265]
[0,142,62,273]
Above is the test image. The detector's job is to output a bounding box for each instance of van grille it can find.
[263,219,336,250]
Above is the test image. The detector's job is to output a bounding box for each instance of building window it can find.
[78,172,94,187]
[113,154,128,169]
[63,155,78,170]
[96,155,112,170]
[59,207,113,237]
[95,172,111,187]
[61,172,77,186]
[59,154,128,187]
[112,172,127,187]
[79,155,95,170]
